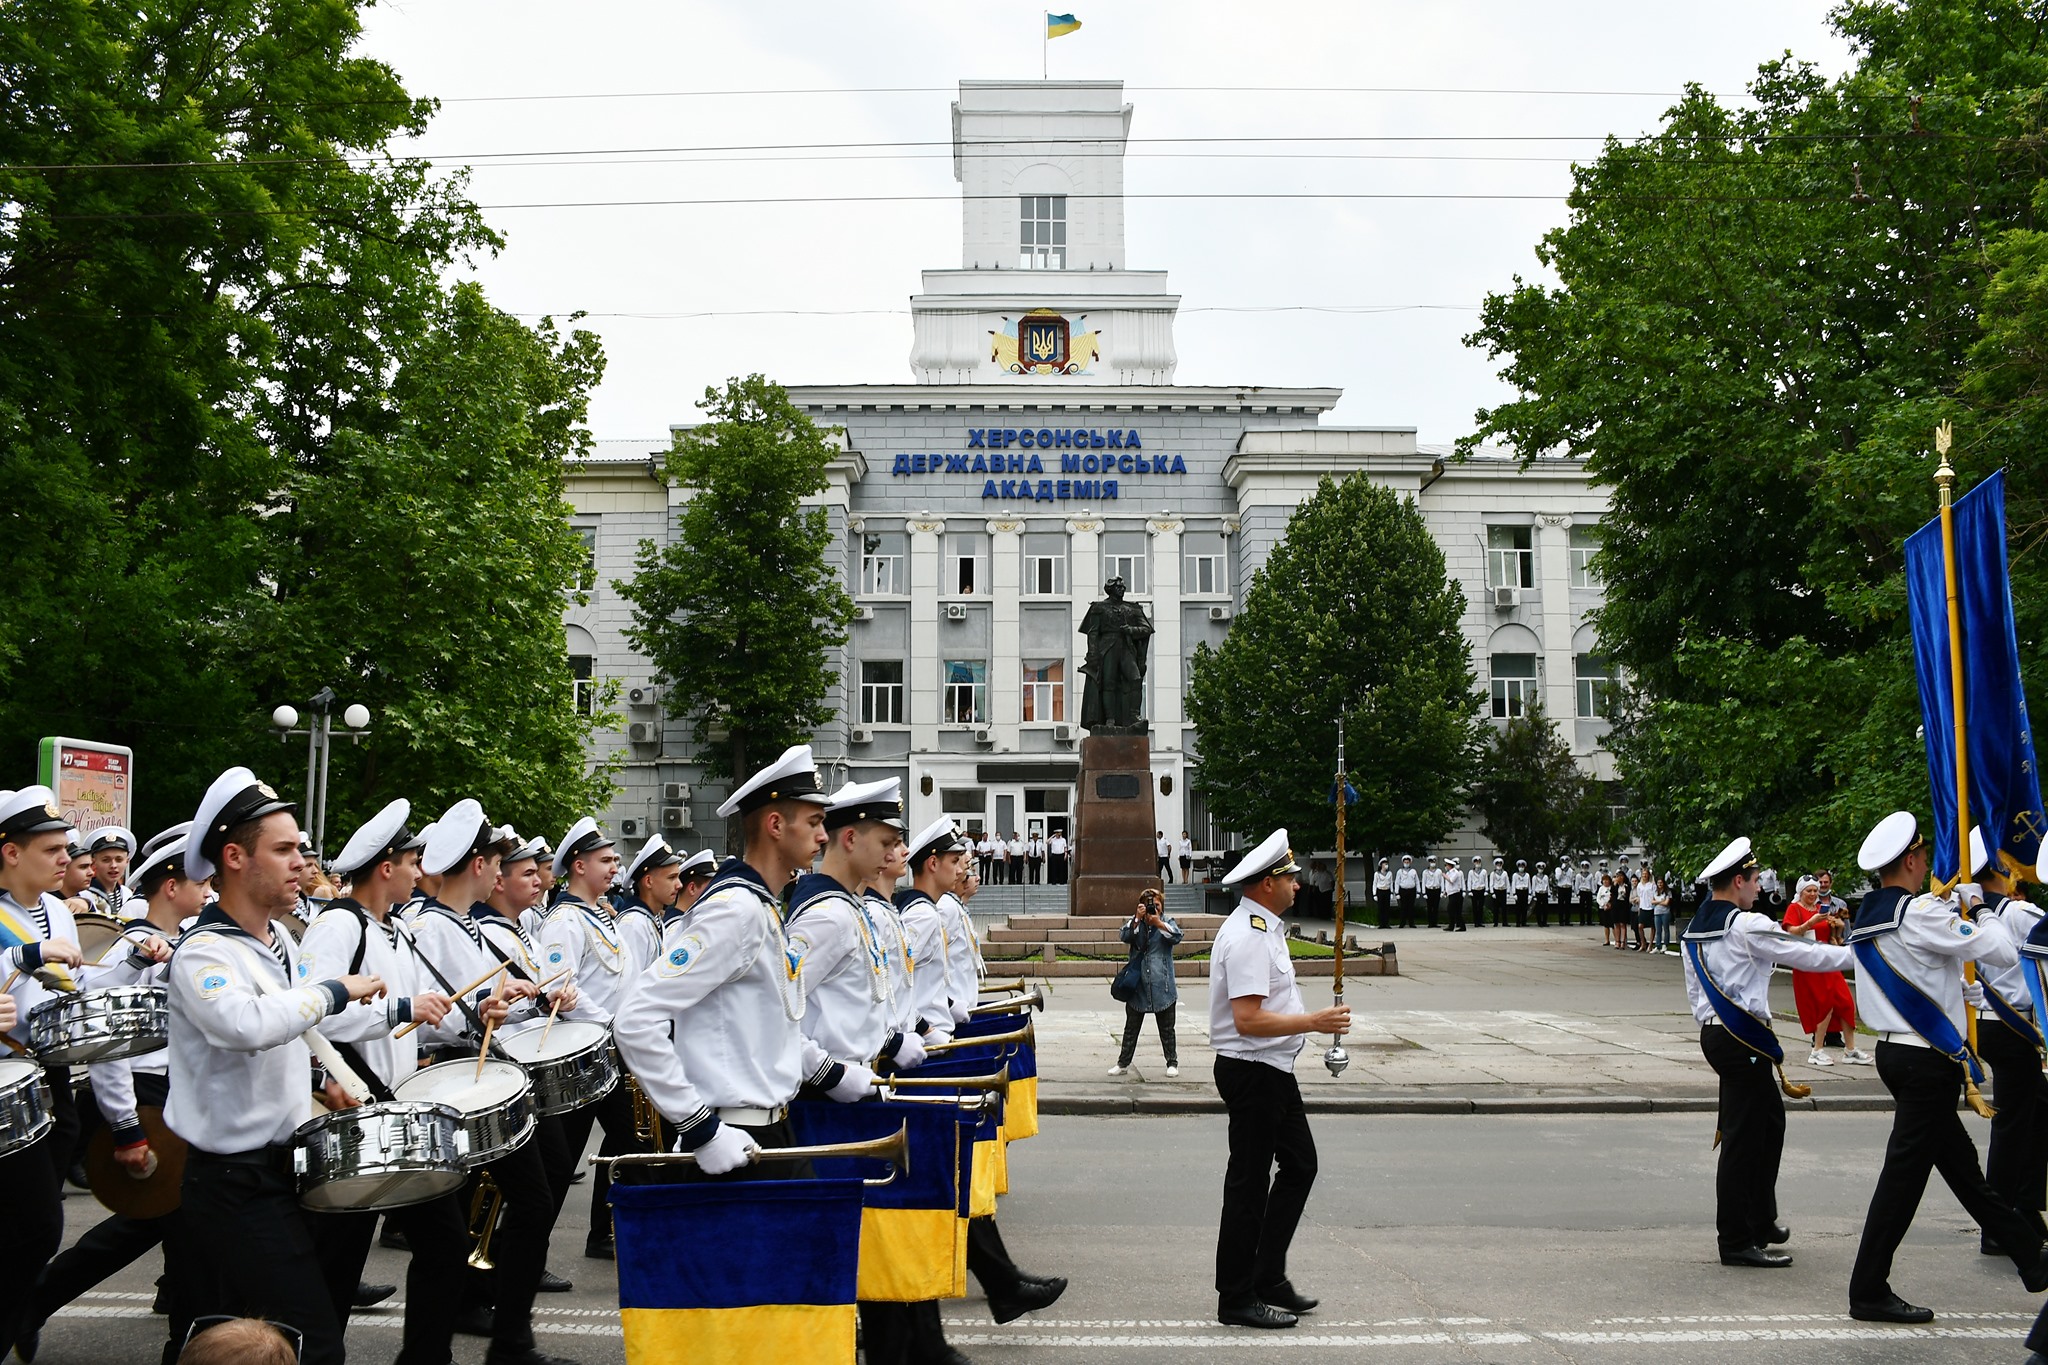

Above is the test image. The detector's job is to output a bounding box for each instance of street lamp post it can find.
[270,689,372,860]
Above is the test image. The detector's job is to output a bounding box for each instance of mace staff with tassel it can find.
[1326,713,1350,1077]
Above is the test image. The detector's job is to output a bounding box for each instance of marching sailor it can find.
[670,848,716,924]
[616,835,684,974]
[1970,827,2048,1252]
[81,826,137,918]
[1845,810,2048,1323]
[1394,854,1418,929]
[163,770,387,1365]
[59,830,94,915]
[1210,830,1348,1330]
[1680,836,1851,1269]
[299,800,469,1365]
[893,823,964,1046]
[1420,856,1442,929]
[935,852,985,1031]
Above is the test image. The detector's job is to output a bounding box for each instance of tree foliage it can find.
[1467,700,1620,866]
[1463,0,2048,881]
[1186,475,1484,854]
[618,375,855,813]
[0,0,613,838]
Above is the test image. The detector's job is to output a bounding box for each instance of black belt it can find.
[190,1143,293,1174]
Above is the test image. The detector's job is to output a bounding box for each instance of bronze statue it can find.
[1079,576,1153,733]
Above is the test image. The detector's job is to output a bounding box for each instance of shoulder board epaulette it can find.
[1247,913,1268,933]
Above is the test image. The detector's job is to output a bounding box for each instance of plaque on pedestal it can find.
[1071,734,1162,918]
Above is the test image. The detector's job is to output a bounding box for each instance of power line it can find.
[506,304,1486,321]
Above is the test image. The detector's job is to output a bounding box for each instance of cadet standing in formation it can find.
[1531,861,1551,927]
[1394,854,1418,928]
[1421,855,1442,928]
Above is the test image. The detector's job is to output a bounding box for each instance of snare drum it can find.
[393,1059,535,1167]
[496,1018,619,1116]
[293,1101,470,1212]
[29,986,170,1065]
[0,1058,53,1158]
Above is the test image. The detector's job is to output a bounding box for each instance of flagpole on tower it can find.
[1043,12,1049,79]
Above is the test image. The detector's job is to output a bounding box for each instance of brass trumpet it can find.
[968,982,1049,1017]
[978,977,1027,995]
[628,1075,664,1151]
[596,1120,912,1187]
[879,1064,1010,1100]
[467,1172,504,1270]
[925,1022,1034,1056]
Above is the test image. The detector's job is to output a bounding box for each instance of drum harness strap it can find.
[405,924,510,1064]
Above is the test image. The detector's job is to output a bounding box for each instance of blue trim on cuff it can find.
[109,1119,147,1149]
[814,1061,846,1090]
[20,944,42,971]
[672,1112,719,1150]
[317,980,349,1014]
[391,999,414,1025]
[880,1032,904,1060]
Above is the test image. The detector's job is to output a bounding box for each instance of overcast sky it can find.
[356,2,1855,444]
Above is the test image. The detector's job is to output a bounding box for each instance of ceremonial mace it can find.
[1326,712,1350,1078]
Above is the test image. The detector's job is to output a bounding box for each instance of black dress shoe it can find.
[537,1269,574,1293]
[66,1161,90,1192]
[352,1281,397,1309]
[988,1275,1066,1324]
[2024,1249,2048,1294]
[482,1350,577,1365]
[919,1350,973,1365]
[1257,1280,1318,1313]
[452,1305,495,1337]
[380,1227,411,1251]
[1718,1246,1791,1269]
[1849,1294,1932,1324]
[1982,1239,2007,1256]
[1218,1301,1297,1330]
[14,1326,38,1364]
[584,1231,615,1260]
[1764,1224,1790,1246]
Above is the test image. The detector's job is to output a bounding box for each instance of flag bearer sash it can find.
[1849,892,1988,1084]
[789,1100,965,1301]
[611,1177,864,1365]
[953,1014,1038,1140]
[2022,918,2048,1050]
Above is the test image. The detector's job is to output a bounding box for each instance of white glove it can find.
[924,1028,952,1050]
[950,1001,973,1026]
[692,1123,758,1175]
[891,1031,927,1071]
[1963,979,1987,1008]
[827,1062,879,1104]
[1956,883,1984,911]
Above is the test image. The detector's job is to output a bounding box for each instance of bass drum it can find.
[0,1058,54,1158]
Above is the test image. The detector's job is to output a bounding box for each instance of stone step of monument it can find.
[984,923,1225,945]
[1004,952,1398,980]
[986,912,1229,933]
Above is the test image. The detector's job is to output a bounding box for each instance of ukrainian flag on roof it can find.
[1047,13,1082,38]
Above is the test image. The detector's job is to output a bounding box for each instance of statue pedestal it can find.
[1071,734,1162,919]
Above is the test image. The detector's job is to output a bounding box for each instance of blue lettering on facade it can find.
[1105,480,1119,498]
[1091,430,1106,448]
[1171,454,1186,474]
[1002,429,1018,448]
[892,454,911,475]
[1061,453,1081,474]
[1053,430,1072,448]
[968,429,986,448]
[1027,454,1044,474]
[1038,479,1054,499]
[1019,429,1035,448]
[970,454,987,474]
[1107,430,1123,450]
[982,480,999,497]
[946,453,969,473]
[1126,431,1142,449]
[890,430,1186,482]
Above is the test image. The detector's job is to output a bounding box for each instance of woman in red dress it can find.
[1782,877,1870,1066]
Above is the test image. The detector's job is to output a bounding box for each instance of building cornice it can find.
[787,383,1343,411]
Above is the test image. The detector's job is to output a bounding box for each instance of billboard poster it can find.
[36,737,134,836]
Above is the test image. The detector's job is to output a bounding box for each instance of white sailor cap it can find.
[1425,855,1436,864]
[127,835,189,891]
[421,799,510,877]
[1535,861,1546,869]
[331,799,414,878]
[625,834,685,886]
[1857,811,1923,873]
[906,817,966,870]
[86,826,135,857]
[1401,854,1412,862]
[64,829,86,857]
[0,786,72,848]
[1221,829,1301,887]
[678,848,717,880]
[714,744,830,820]
[1377,857,1389,868]
[825,778,905,831]
[553,816,617,880]
[1970,825,1993,878]
[503,833,547,866]
[186,768,296,882]
[1515,859,1526,868]
[1698,837,1758,884]
[1580,859,1591,868]
[1470,856,1484,868]
[139,821,191,861]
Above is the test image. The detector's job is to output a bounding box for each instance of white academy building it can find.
[564,79,1619,863]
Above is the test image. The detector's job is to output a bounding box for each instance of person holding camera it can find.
[1109,886,1183,1077]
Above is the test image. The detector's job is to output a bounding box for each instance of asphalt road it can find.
[28,1111,2048,1365]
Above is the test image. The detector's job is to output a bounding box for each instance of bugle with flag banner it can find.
[924,1021,1032,1056]
[949,1014,1039,1140]
[968,981,1049,1016]
[910,1056,1009,1209]
[596,1122,912,1185]
[878,1063,1010,1102]
[789,1101,966,1302]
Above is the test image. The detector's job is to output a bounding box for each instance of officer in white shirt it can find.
[975,831,996,884]
[1680,836,1851,1271]
[894,820,968,1045]
[1209,830,1350,1331]
[1393,855,1419,928]
[1441,856,1466,932]
[1531,862,1552,928]
[1047,829,1070,884]
[1026,830,1046,885]
[1006,830,1027,886]
[1846,812,2048,1323]
[1420,856,1442,928]
[165,769,387,1365]
[614,745,865,1183]
[1969,826,2048,1251]
[1157,831,1174,884]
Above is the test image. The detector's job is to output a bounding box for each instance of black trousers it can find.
[1048,856,1067,884]
[1849,1041,2043,1301]
[1028,858,1043,884]
[454,1129,564,1354]
[1979,1016,2048,1239]
[1533,893,1550,927]
[1117,1004,1178,1067]
[1491,890,1507,926]
[1213,1056,1317,1306]
[312,1192,467,1365]
[1445,893,1465,930]
[1699,1025,1783,1253]
[181,1151,346,1365]
[0,1133,66,1359]
[554,1081,637,1236]
[1424,890,1440,927]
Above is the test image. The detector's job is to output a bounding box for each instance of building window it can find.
[1486,525,1534,590]
[1575,653,1612,719]
[569,655,595,716]
[860,660,905,725]
[1022,659,1066,722]
[1019,195,1067,270]
[1022,532,1068,596]
[1101,530,1149,595]
[941,788,987,833]
[1568,526,1600,589]
[572,525,598,594]
[944,531,988,596]
[860,531,907,596]
[942,660,988,725]
[1490,653,1537,719]
[1183,531,1228,595]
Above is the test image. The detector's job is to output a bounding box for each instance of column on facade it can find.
[907,516,945,745]
[988,516,1024,736]
[1067,514,1102,713]
[1536,514,1577,732]
[1147,517,1185,733]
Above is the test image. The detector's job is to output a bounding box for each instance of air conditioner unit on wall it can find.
[850,727,873,744]
[661,806,692,831]
[627,684,663,708]
[662,782,691,803]
[1053,724,1074,743]
[619,817,642,838]
[1493,586,1521,610]
[973,727,994,746]
[627,721,659,744]
[1208,604,1233,621]
[854,605,876,621]
[945,603,969,621]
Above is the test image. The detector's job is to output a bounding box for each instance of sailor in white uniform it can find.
[935,859,985,1027]
[612,745,848,1180]
[1394,854,1419,928]
[1531,861,1552,928]
[1969,826,2048,1253]
[164,769,388,1365]
[1846,811,2048,1323]
[788,779,911,1080]
[615,835,684,974]
[81,825,138,918]
[1679,836,1851,1269]
[1209,830,1350,1331]
[1487,856,1510,928]
[670,848,717,925]
[1420,856,1442,928]
[893,820,966,1045]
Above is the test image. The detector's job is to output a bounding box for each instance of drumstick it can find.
[538,990,565,1051]
[392,956,514,1038]
[475,970,507,1081]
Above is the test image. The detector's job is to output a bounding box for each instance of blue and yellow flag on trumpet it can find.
[1047,12,1082,38]
[789,1101,966,1302]
[611,1177,864,1365]
[1905,468,2045,881]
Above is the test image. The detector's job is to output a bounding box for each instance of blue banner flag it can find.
[611,1176,864,1365]
[953,1013,1039,1139]
[1328,780,1360,806]
[1904,470,2046,880]
[788,1101,965,1302]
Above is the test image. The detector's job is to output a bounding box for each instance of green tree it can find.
[1467,700,1619,867]
[618,376,855,823]
[1462,0,2048,880]
[1186,475,1484,854]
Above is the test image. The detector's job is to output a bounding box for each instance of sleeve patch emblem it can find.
[657,935,706,978]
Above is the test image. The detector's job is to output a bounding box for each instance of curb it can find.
[1037,1089,1901,1117]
